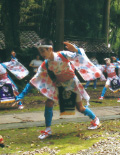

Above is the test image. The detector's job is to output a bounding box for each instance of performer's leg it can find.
[93,79,97,89]
[45,99,54,128]
[85,81,90,89]
[101,87,107,96]
[76,95,101,129]
[99,84,109,100]
[38,99,54,140]
[76,101,95,119]
[15,83,33,101]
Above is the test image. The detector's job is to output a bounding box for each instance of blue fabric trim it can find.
[1,63,7,69]
[11,55,16,59]
[83,107,96,120]
[45,59,48,69]
[117,58,119,61]
[62,47,82,56]
[77,48,82,55]
[115,64,119,69]
[18,101,22,106]
[61,51,67,58]
[101,87,107,97]
[7,74,18,89]
[1,63,18,89]
[44,106,53,127]
[15,83,33,101]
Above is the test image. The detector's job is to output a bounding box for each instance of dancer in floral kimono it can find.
[99,57,120,102]
[16,39,103,139]
[0,51,29,109]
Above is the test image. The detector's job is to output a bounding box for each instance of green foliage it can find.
[1,0,120,59]
[20,0,42,26]
[65,0,104,39]
[109,0,120,54]
[19,0,56,40]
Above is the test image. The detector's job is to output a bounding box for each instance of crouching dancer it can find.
[16,39,102,139]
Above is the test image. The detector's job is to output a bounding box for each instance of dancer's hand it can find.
[111,56,116,61]
[12,101,18,107]
[63,42,78,52]
[11,51,16,58]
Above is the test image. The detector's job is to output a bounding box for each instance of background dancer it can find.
[99,57,120,102]
[0,51,29,109]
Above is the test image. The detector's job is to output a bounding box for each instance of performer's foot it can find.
[117,98,120,102]
[18,105,24,110]
[38,128,52,140]
[88,117,101,130]
[99,96,104,100]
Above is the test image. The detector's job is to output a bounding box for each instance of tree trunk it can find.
[55,0,64,51]
[102,0,111,45]
[2,0,20,57]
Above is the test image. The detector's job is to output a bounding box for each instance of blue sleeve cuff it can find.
[11,55,16,59]
[76,47,82,55]
[74,45,82,55]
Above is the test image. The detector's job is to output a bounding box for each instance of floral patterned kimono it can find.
[30,48,103,103]
[97,62,120,92]
[0,58,29,103]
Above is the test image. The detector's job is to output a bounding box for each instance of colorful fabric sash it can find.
[45,59,76,115]
[0,83,15,104]
[110,78,120,93]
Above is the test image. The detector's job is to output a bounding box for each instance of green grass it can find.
[0,120,120,154]
[0,81,120,154]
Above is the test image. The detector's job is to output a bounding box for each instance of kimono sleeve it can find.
[61,49,103,81]
[3,59,29,79]
[30,63,58,101]
[96,65,106,72]
[113,62,120,68]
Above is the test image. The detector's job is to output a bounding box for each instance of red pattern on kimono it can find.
[3,59,29,79]
[0,59,29,95]
[30,48,103,103]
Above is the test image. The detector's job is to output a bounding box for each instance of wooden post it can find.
[55,0,64,51]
